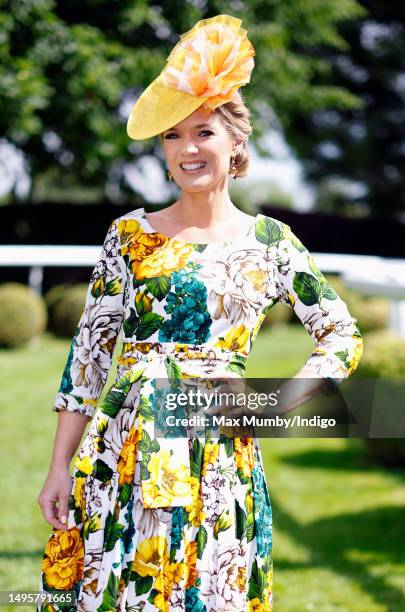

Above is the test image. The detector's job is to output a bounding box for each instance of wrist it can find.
[48,462,71,475]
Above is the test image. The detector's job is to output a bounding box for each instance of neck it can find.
[173,186,240,227]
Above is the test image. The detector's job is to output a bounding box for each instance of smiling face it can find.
[161,107,241,192]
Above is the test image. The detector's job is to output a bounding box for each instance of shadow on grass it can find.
[279,442,405,476]
[272,443,405,610]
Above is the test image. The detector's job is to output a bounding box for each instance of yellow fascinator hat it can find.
[127,14,255,141]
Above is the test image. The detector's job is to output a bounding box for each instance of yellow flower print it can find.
[215,324,250,353]
[236,564,247,593]
[201,442,219,476]
[83,513,102,538]
[135,240,194,280]
[234,436,255,478]
[133,535,168,578]
[155,559,184,605]
[287,291,296,306]
[42,527,84,590]
[185,477,205,527]
[135,289,153,315]
[117,427,140,485]
[74,456,93,475]
[116,219,144,257]
[72,476,86,513]
[246,492,254,514]
[245,268,268,293]
[91,277,105,298]
[247,598,267,612]
[184,539,198,588]
[251,313,266,343]
[214,508,233,537]
[142,450,192,507]
[347,336,364,376]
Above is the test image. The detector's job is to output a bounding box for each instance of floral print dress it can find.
[37,207,363,611]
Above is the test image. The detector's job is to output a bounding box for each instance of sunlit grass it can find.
[0,325,404,611]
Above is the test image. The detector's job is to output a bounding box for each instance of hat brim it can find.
[127,74,210,141]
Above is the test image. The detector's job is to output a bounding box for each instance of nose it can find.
[183,141,199,154]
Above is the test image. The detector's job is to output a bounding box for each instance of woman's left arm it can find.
[272,222,364,412]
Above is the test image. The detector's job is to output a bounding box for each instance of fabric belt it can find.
[107,341,247,509]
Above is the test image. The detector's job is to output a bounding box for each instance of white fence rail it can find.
[1,246,405,336]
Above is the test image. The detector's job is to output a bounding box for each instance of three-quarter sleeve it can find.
[53,218,127,418]
[275,222,363,384]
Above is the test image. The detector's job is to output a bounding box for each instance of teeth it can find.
[181,162,206,170]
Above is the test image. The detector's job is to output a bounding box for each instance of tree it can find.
[0,0,365,204]
[286,1,405,220]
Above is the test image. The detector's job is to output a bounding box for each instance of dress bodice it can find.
[53,206,363,419]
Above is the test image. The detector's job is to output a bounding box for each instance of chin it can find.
[178,180,213,192]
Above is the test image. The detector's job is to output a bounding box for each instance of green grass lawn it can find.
[0,324,404,611]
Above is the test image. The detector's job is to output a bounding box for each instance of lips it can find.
[180,161,207,172]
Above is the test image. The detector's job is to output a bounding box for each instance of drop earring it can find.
[167,170,173,181]
[230,156,237,179]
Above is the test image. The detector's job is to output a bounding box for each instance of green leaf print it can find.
[92,459,113,483]
[165,356,183,379]
[145,274,171,300]
[226,354,247,377]
[131,571,153,596]
[235,499,247,541]
[192,243,208,252]
[73,507,83,527]
[104,511,125,553]
[122,307,139,337]
[105,277,122,296]
[322,279,337,300]
[293,272,338,307]
[335,349,350,368]
[246,512,255,543]
[138,428,153,454]
[308,254,323,277]
[140,462,150,481]
[150,439,160,453]
[97,568,119,611]
[100,388,125,419]
[293,271,321,306]
[213,509,232,539]
[58,339,75,395]
[138,394,153,422]
[223,436,234,459]
[136,312,164,340]
[255,216,282,247]
[190,438,203,479]
[119,482,132,507]
[248,559,268,601]
[290,234,307,253]
[148,589,161,606]
[197,524,208,560]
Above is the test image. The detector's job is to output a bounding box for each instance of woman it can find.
[37,14,363,611]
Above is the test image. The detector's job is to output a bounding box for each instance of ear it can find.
[233,140,243,156]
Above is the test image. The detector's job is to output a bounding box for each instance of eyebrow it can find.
[165,123,212,132]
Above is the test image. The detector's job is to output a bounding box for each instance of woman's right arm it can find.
[37,218,127,530]
[37,412,91,531]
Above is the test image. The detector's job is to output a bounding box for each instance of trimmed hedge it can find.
[0,282,47,348]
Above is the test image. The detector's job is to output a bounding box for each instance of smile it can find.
[180,162,207,173]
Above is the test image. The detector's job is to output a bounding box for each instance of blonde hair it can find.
[214,89,252,178]
[158,89,252,178]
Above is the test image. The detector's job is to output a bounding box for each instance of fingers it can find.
[38,497,69,532]
[58,494,70,528]
[205,380,245,416]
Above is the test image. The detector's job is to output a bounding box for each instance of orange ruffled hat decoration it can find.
[127,14,255,140]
